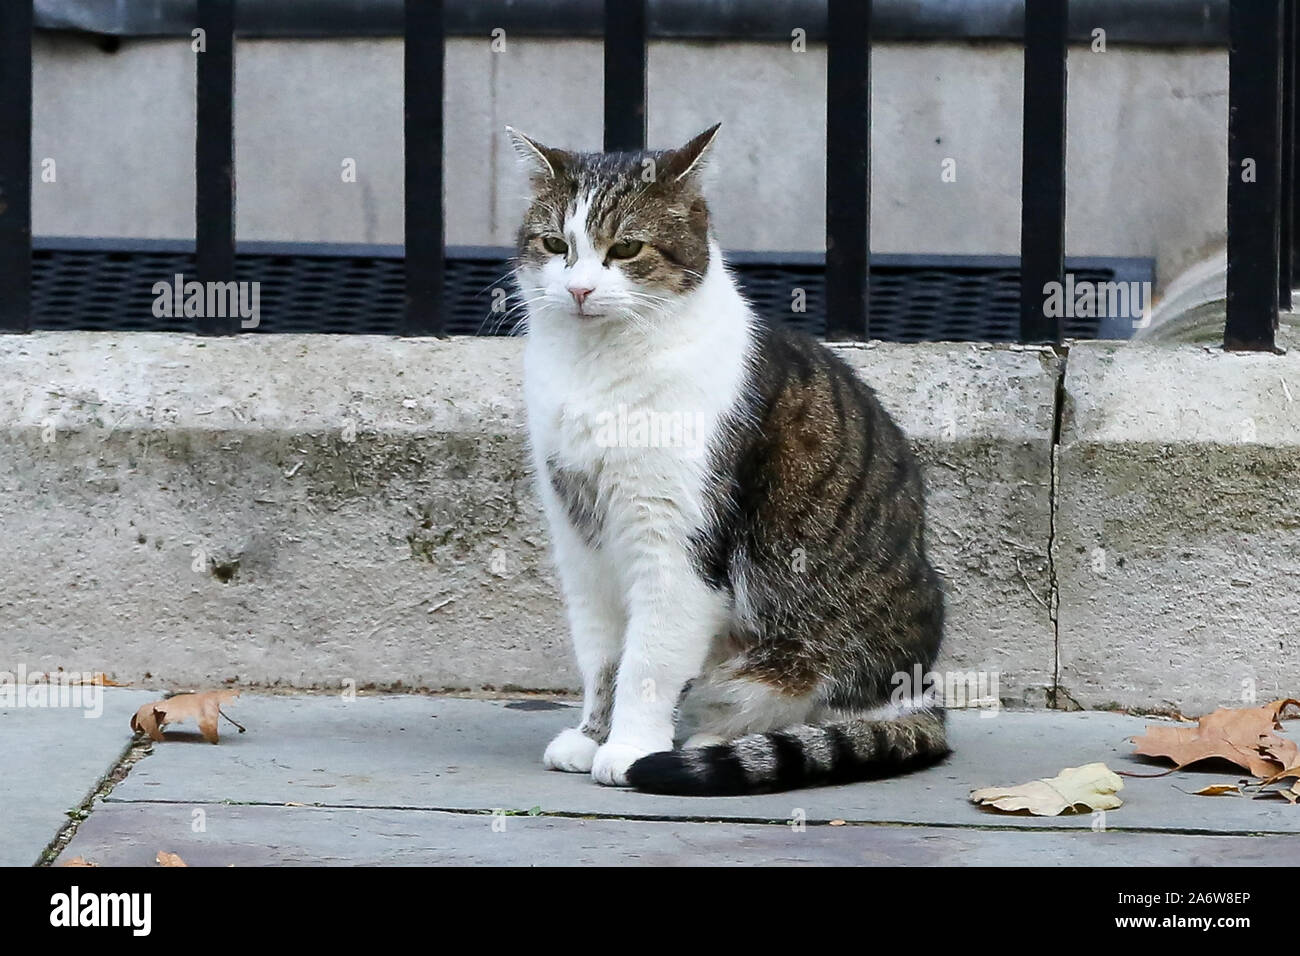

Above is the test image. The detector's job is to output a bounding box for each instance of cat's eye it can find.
[606,239,644,260]
[541,235,568,255]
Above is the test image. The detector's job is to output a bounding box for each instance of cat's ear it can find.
[661,123,722,185]
[505,127,570,181]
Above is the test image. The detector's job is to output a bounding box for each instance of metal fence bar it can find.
[0,1,33,333]
[604,0,647,151]
[1019,0,1068,344]
[403,0,445,336]
[1226,0,1283,351]
[1283,0,1296,309]
[825,0,872,340]
[195,0,237,334]
[1293,0,1300,292]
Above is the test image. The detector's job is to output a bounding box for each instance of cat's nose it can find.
[567,285,594,307]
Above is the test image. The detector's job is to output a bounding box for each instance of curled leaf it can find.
[130,690,241,744]
[970,762,1124,816]
[1191,784,1243,797]
[1132,698,1300,777]
[71,673,127,687]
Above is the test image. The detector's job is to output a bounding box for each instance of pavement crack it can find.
[90,797,1300,837]
[37,736,156,866]
[1046,345,1067,709]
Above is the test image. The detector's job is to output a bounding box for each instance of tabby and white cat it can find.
[509,124,948,794]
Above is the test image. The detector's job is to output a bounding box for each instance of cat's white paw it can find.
[591,741,651,786]
[683,732,727,749]
[543,728,599,773]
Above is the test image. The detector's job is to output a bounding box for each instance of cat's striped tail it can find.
[624,709,949,795]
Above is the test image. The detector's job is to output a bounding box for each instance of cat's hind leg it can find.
[678,667,818,746]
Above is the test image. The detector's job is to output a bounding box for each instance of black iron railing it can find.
[604,0,647,152]
[0,0,1292,348]
[403,0,445,336]
[1226,0,1288,351]
[1019,0,1068,345]
[825,0,873,339]
[0,0,32,334]
[195,0,236,335]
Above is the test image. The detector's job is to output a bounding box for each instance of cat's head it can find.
[508,124,721,326]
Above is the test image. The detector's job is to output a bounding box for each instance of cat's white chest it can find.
[526,345,713,506]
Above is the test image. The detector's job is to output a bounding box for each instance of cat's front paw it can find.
[591,741,652,787]
[543,728,599,772]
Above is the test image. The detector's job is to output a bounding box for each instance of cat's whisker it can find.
[474,267,523,298]
[492,295,549,330]
[478,291,549,336]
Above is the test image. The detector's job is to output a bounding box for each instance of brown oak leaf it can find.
[156,851,187,867]
[130,690,241,744]
[1132,698,1300,776]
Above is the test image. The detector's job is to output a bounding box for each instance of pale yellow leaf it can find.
[970,762,1124,816]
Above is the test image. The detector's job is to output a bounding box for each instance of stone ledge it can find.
[1055,341,1300,711]
[0,332,1057,699]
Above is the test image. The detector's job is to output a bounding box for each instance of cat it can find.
[509,123,949,795]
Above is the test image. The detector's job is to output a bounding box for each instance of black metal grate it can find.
[31,239,1152,341]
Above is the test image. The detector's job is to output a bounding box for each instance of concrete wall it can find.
[1055,343,1300,715]
[32,34,1227,288]
[0,333,1057,706]
[6,332,1297,713]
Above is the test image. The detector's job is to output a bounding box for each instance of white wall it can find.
[32,34,1229,288]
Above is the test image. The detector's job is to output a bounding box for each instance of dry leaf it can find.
[130,690,241,744]
[71,673,127,687]
[1255,762,1300,802]
[1132,699,1300,777]
[1261,760,1300,784]
[970,762,1124,816]
[1192,784,1243,797]
[59,856,98,867]
[156,851,187,867]
[1254,782,1300,803]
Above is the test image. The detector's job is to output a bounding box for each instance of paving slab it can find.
[62,802,1300,867]
[0,688,155,867]
[105,694,1300,835]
